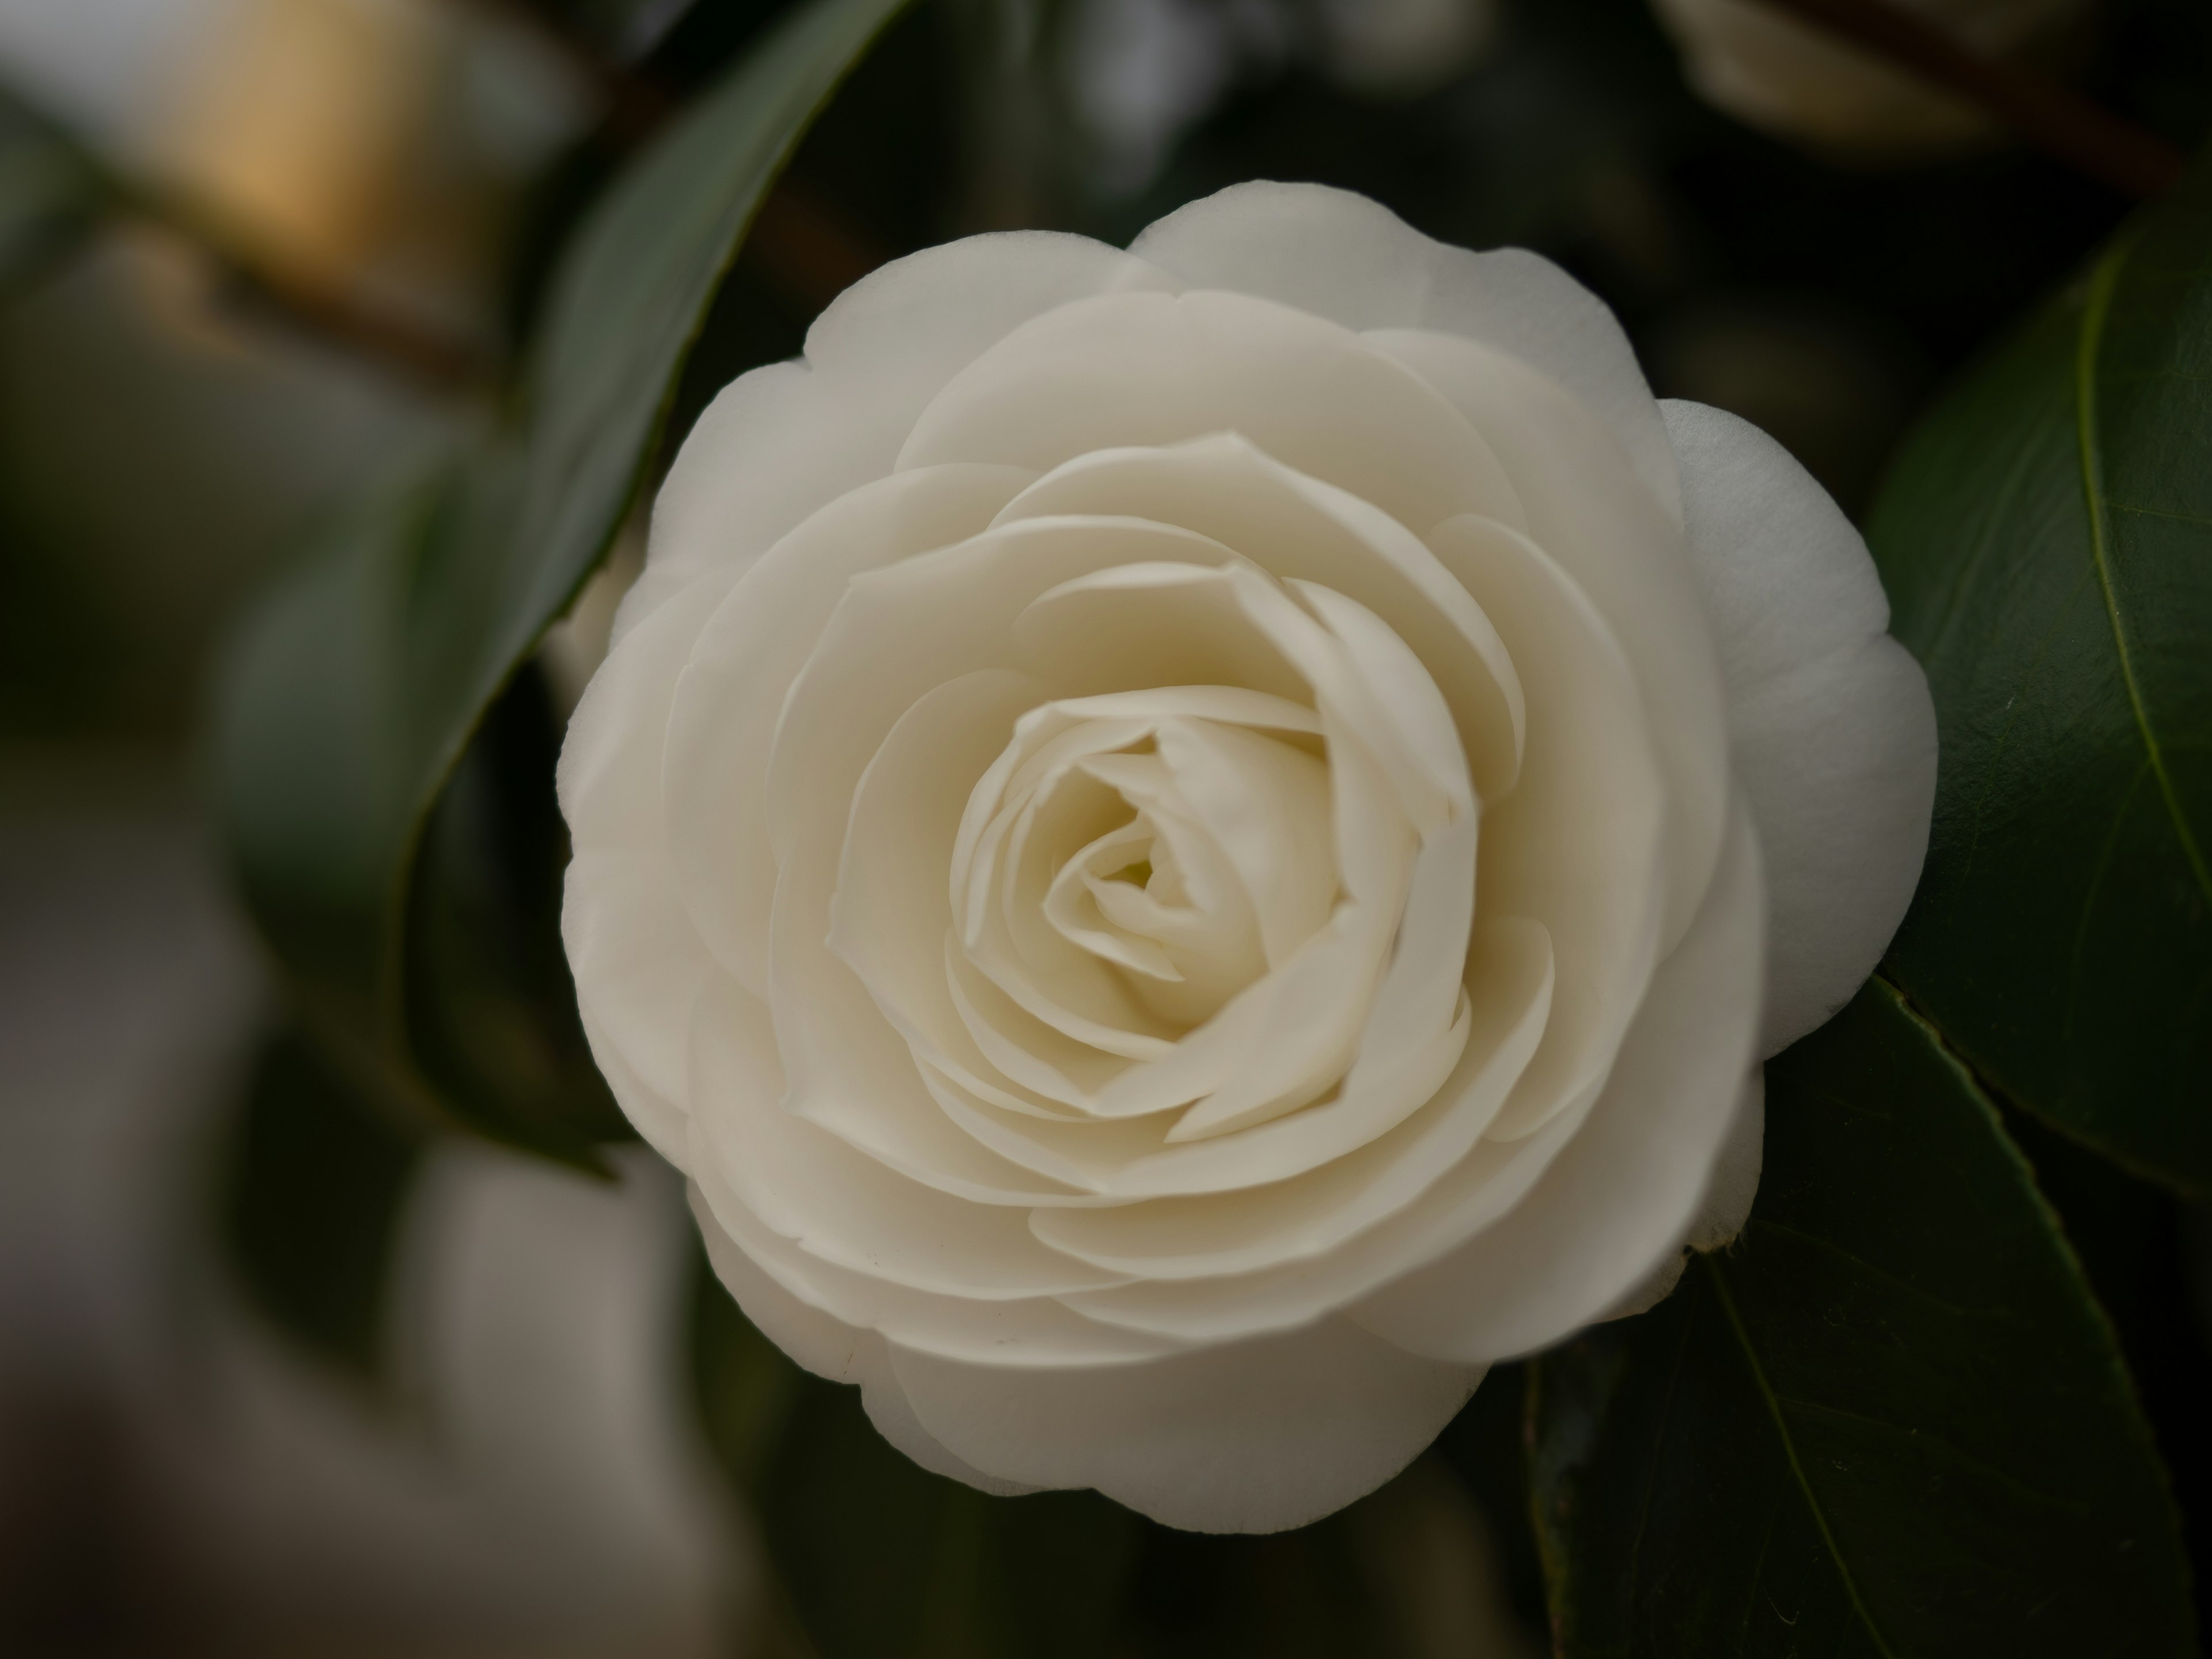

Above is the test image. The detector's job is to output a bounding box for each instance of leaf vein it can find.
[2074,234,2212,910]
[1704,1255,1902,1659]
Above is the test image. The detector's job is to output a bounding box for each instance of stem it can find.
[1752,0,2186,198]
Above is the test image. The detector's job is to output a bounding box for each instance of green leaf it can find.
[404,662,626,1157]
[1866,153,2212,1195]
[1528,979,2194,1657]
[217,1025,425,1378]
[213,0,911,1158]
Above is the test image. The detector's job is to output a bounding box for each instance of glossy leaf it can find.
[1867,154,2212,1195]
[213,0,910,1157]
[1528,979,2194,1656]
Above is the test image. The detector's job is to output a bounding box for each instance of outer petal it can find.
[616,233,1173,635]
[885,1320,1483,1533]
[559,568,740,1162]
[899,289,1524,538]
[1349,793,1765,1363]
[1662,400,1936,1055]
[685,1183,1041,1497]
[1128,180,1681,525]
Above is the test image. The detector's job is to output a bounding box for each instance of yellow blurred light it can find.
[164,0,437,286]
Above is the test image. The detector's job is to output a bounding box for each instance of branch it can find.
[1752,0,2186,198]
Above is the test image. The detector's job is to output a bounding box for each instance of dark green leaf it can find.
[1866,154,2212,1195]
[404,663,626,1160]
[1529,979,2193,1656]
[213,0,910,1159]
[217,1025,425,1378]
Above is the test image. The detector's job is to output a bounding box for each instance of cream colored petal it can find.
[998,435,1524,804]
[899,289,1521,538]
[562,850,713,1157]
[828,668,1072,1101]
[1424,513,1668,1142]
[689,1111,1183,1366]
[887,1319,1483,1534]
[1378,329,1729,953]
[687,975,1126,1300]
[622,232,1172,635]
[1662,400,1936,1055]
[1010,558,1317,706]
[577,1000,690,1170]
[1029,922,1548,1277]
[1684,1066,1764,1254]
[665,464,1035,996]
[558,564,736,857]
[765,516,1233,868]
[1349,796,1765,1362]
[1127,181,1681,524]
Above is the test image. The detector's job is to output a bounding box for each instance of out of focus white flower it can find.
[1650,0,2094,153]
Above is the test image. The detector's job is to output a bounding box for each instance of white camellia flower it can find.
[558,182,1937,1534]
[1650,0,2092,153]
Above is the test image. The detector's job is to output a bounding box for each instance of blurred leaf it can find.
[214,0,911,1160]
[1867,150,2212,1196]
[217,1026,425,1378]
[1529,979,2193,1656]
[0,88,101,298]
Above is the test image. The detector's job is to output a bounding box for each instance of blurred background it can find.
[2,0,2209,1652]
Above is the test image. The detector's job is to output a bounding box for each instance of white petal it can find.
[619,233,1171,635]
[1423,513,1668,1141]
[687,1179,876,1384]
[1349,795,1766,1363]
[577,999,690,1169]
[688,974,1126,1300]
[1592,1065,1764,1322]
[1127,181,1681,524]
[997,435,1525,804]
[691,1116,1182,1366]
[559,565,735,857]
[563,850,715,1149]
[859,1374,1043,1498]
[886,1320,1484,1533]
[900,289,1522,539]
[558,565,733,1150]
[688,1178,1043,1495]
[1385,329,1730,953]
[1028,921,1548,1263]
[1662,400,1937,1055]
[767,516,1232,866]
[664,465,1036,995]
[1684,1066,1764,1253]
